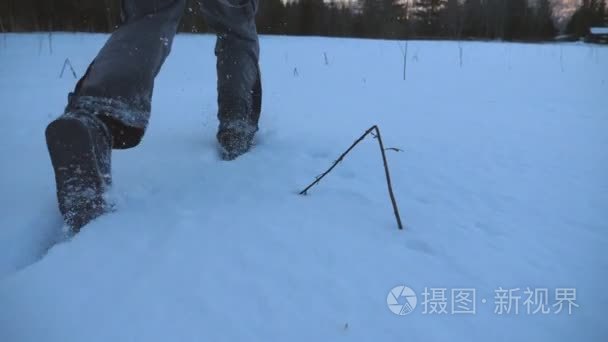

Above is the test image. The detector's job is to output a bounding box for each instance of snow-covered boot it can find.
[216,67,261,161]
[217,120,257,161]
[45,113,112,232]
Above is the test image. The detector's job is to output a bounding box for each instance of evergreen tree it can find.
[299,0,327,36]
[440,0,463,37]
[361,0,405,38]
[257,0,287,34]
[462,0,484,38]
[503,0,530,40]
[483,0,507,39]
[412,0,446,36]
[597,0,607,24]
[534,0,557,39]
[565,0,606,37]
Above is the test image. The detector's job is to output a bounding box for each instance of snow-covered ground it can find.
[0,33,606,341]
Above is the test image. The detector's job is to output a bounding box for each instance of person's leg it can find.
[67,0,187,148]
[197,0,262,160]
[46,0,186,231]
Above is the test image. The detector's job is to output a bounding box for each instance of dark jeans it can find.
[65,0,261,148]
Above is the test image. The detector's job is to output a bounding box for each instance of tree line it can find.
[565,0,607,36]
[0,0,606,41]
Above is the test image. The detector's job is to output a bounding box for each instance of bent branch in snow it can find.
[60,58,77,79]
[299,125,404,230]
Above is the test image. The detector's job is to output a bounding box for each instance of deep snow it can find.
[0,33,607,341]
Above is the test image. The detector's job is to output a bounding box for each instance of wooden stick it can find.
[372,126,404,230]
[60,58,77,79]
[299,125,404,230]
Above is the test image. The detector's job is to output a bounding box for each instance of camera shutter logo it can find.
[387,286,418,315]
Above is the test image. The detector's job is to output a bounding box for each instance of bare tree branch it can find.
[60,58,78,79]
[398,41,409,81]
[299,125,404,230]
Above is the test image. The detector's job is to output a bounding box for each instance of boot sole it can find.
[45,117,107,232]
